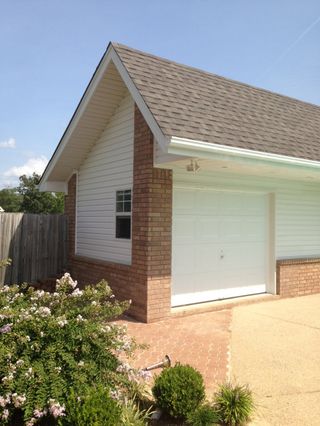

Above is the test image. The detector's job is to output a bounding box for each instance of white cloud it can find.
[0,138,16,149]
[4,156,48,178]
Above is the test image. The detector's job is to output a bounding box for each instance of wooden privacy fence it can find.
[0,213,68,285]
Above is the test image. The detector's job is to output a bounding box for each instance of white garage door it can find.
[172,188,268,306]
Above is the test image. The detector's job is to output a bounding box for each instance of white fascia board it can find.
[40,49,115,188]
[169,136,320,169]
[110,50,168,149]
[38,181,68,193]
[41,45,167,188]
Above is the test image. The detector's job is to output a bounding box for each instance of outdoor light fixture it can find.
[186,159,200,173]
[143,355,171,371]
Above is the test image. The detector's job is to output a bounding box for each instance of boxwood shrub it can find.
[152,363,205,419]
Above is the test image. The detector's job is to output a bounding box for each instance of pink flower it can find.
[2,409,9,420]
[48,399,65,418]
[139,369,153,380]
[0,396,7,408]
[109,389,122,401]
[0,323,12,333]
[71,288,83,297]
[33,408,47,418]
[12,393,26,408]
[37,307,51,317]
[76,314,84,323]
[56,273,77,291]
[57,317,68,327]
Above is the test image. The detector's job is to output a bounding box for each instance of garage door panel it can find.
[173,245,195,274]
[241,218,267,241]
[221,217,266,242]
[221,243,266,268]
[172,188,268,307]
[174,189,195,213]
[221,193,266,215]
[220,217,247,242]
[195,191,220,214]
[222,266,266,287]
[240,194,267,215]
[174,217,195,244]
[194,272,221,292]
[220,194,250,214]
[172,273,194,296]
[196,217,219,242]
[195,243,220,272]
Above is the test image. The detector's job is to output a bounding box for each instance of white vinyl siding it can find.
[76,93,134,264]
[276,190,320,258]
[173,168,320,260]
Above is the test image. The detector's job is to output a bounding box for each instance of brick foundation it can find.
[65,105,172,323]
[277,258,320,297]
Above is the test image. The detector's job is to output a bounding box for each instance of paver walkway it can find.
[231,294,320,426]
[118,309,232,392]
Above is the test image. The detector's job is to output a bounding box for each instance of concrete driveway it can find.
[231,294,320,425]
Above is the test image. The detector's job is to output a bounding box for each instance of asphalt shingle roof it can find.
[113,42,320,162]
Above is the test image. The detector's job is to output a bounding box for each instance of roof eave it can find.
[168,136,320,170]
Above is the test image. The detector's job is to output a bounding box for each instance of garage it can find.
[172,187,269,306]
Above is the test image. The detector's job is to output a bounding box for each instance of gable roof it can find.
[113,43,320,162]
[40,42,320,191]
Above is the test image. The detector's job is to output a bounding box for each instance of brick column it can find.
[132,105,172,322]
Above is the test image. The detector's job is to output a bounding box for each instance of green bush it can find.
[0,272,142,425]
[187,403,220,425]
[152,363,205,419]
[61,385,122,426]
[214,382,254,425]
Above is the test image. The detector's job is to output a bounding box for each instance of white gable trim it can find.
[169,136,320,169]
[111,49,169,149]
[39,181,68,193]
[39,44,167,192]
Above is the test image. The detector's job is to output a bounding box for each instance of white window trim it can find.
[115,188,132,240]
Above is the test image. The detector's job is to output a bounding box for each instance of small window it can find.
[116,216,131,239]
[115,190,131,239]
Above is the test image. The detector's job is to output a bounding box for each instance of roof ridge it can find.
[111,41,320,111]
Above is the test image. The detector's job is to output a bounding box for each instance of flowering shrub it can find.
[0,272,143,425]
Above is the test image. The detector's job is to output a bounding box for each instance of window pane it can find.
[116,190,131,213]
[116,201,123,213]
[116,216,131,239]
[116,192,124,202]
[124,201,131,212]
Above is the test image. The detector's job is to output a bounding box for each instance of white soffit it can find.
[168,136,320,170]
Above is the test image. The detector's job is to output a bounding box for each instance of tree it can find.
[18,173,64,214]
[0,188,22,212]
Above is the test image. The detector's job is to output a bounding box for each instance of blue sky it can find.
[1,0,320,188]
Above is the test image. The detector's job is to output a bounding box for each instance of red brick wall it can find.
[65,104,172,323]
[277,258,320,297]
